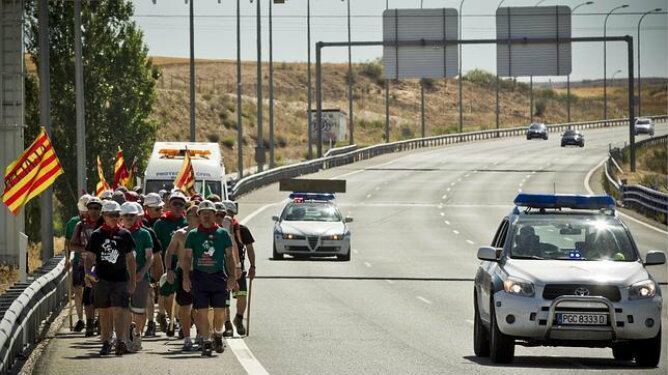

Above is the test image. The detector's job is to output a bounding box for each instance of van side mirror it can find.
[271,215,279,222]
[645,251,666,266]
[477,246,500,262]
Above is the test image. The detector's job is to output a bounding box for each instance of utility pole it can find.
[38,0,53,260]
[458,0,465,133]
[307,0,313,158]
[237,0,243,178]
[189,0,196,141]
[268,0,275,168]
[74,0,86,195]
[346,0,353,145]
[384,0,390,143]
[255,0,265,171]
[603,4,628,124]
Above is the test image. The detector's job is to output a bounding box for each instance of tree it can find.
[24,0,159,233]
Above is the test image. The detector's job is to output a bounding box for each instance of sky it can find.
[132,0,668,82]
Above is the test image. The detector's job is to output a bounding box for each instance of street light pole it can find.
[603,4,628,123]
[385,0,390,143]
[346,0,353,145]
[38,0,53,260]
[568,1,594,123]
[254,0,264,172]
[458,0,465,133]
[74,0,86,195]
[637,8,662,117]
[269,0,275,168]
[307,0,313,158]
[495,0,507,135]
[530,0,549,124]
[189,0,196,142]
[237,0,243,178]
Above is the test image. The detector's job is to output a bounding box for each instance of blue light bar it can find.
[289,192,335,202]
[514,193,615,210]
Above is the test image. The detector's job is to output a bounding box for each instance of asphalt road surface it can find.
[33,124,668,375]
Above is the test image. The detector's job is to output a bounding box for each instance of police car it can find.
[272,192,353,261]
[473,194,665,367]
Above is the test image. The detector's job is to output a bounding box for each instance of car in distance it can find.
[526,123,548,140]
[473,194,665,366]
[272,192,353,261]
[634,118,655,136]
[561,129,584,147]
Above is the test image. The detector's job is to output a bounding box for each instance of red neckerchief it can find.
[197,223,219,234]
[144,213,158,225]
[101,223,119,233]
[125,221,142,232]
[161,210,184,221]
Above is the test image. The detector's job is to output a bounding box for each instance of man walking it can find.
[85,200,137,356]
[65,194,92,332]
[182,200,239,356]
[142,192,164,336]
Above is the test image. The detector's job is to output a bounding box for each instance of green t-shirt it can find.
[130,227,154,281]
[185,227,232,273]
[154,215,187,266]
[65,216,81,264]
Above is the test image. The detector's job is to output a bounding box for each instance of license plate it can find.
[556,313,607,326]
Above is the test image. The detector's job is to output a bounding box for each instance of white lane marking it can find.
[440,212,445,217]
[352,249,359,254]
[526,174,532,179]
[228,339,270,375]
[339,202,439,208]
[453,230,460,235]
[241,200,287,225]
[363,261,372,268]
[329,159,399,180]
[584,158,668,235]
[531,171,536,174]
[464,174,470,178]
[442,194,447,200]
[446,187,451,192]
[518,189,523,193]
[366,193,372,199]
[450,182,456,186]
[375,187,380,191]
[465,319,474,325]
[466,240,475,245]
[518,183,524,188]
[385,279,395,284]
[417,296,432,305]
[444,220,451,225]
[457,178,462,182]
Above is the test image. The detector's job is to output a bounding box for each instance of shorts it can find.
[94,279,129,309]
[130,279,150,314]
[175,269,193,306]
[191,270,229,310]
[230,272,248,302]
[71,264,85,287]
[83,286,94,306]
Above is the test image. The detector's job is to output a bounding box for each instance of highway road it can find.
[32,124,668,375]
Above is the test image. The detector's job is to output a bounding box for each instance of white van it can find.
[143,142,229,199]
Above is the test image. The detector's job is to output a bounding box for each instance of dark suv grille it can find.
[542,284,621,302]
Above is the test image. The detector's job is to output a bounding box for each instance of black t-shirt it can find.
[236,225,255,267]
[86,227,135,282]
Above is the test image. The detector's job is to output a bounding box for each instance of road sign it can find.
[496,6,572,77]
[383,8,459,80]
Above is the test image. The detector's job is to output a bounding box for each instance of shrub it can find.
[206,132,220,143]
[534,100,546,117]
[221,136,235,149]
[360,59,384,85]
[400,126,414,139]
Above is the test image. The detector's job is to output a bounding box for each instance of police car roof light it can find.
[289,192,335,202]
[514,193,615,210]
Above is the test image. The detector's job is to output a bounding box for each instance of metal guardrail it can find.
[231,115,668,199]
[0,256,67,374]
[324,144,358,157]
[604,133,668,223]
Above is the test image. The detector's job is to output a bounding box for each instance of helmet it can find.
[197,200,216,214]
[86,197,103,209]
[101,200,122,213]
[77,194,93,212]
[100,190,114,200]
[120,201,142,216]
[169,190,188,203]
[143,193,164,208]
[222,200,238,215]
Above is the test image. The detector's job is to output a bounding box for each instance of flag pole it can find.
[245,277,253,336]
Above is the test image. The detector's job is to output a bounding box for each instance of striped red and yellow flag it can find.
[113,148,129,189]
[2,127,64,215]
[95,155,111,197]
[174,150,197,196]
[124,156,137,189]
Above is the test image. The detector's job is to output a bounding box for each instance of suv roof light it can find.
[514,193,615,210]
[289,192,335,202]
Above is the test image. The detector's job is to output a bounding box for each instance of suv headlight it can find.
[503,277,535,297]
[325,234,345,240]
[628,280,657,300]
[282,233,305,240]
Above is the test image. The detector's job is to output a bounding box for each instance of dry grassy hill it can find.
[150,57,667,173]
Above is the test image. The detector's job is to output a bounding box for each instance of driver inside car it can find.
[513,226,541,257]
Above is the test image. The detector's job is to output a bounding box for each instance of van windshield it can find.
[144,179,223,197]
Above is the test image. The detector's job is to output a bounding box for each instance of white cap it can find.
[169,190,188,203]
[100,190,114,200]
[101,200,122,213]
[143,192,164,208]
[214,202,226,212]
[120,201,142,216]
[86,197,103,208]
[197,200,216,213]
[78,194,93,212]
[132,202,144,216]
[222,200,238,215]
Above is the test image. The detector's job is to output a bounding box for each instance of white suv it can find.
[634,118,655,136]
[473,194,665,367]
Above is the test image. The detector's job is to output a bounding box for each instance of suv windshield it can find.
[509,218,637,261]
[636,119,650,125]
[529,124,544,129]
[282,203,342,222]
[563,130,577,136]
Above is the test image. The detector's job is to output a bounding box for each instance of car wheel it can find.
[489,303,515,363]
[612,342,634,361]
[543,135,548,140]
[579,142,584,147]
[526,136,531,140]
[634,328,661,367]
[473,290,490,357]
[561,143,565,147]
[337,251,351,261]
[272,242,284,260]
